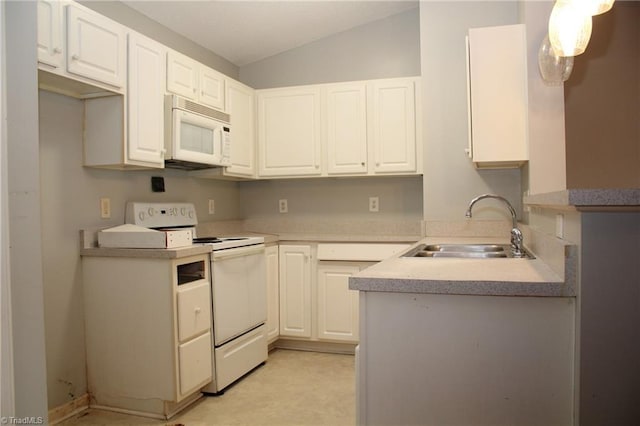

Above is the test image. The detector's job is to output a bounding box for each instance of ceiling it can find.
[122,1,419,67]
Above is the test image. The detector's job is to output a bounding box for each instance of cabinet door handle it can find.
[361,162,365,166]
[71,54,79,61]
[53,48,62,54]
[194,307,201,314]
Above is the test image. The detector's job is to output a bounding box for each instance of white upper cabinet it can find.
[199,67,225,110]
[83,31,166,169]
[167,50,225,111]
[370,78,417,174]
[66,4,126,89]
[225,79,256,177]
[467,24,528,168]
[256,77,420,179]
[37,0,63,69]
[126,31,166,167]
[257,86,323,177]
[325,82,368,175]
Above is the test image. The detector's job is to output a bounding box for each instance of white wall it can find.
[420,2,524,222]
[39,91,240,409]
[239,7,420,89]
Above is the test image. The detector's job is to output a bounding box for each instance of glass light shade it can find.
[538,35,574,85]
[549,1,593,56]
[580,0,615,16]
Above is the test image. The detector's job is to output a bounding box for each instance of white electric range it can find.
[126,202,268,394]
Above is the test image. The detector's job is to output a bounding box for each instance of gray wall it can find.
[238,7,423,226]
[239,7,420,89]
[420,2,524,222]
[39,91,240,409]
[80,1,238,78]
[5,1,49,419]
[239,176,423,222]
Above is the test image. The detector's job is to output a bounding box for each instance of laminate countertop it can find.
[349,236,576,297]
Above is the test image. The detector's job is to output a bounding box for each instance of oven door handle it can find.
[212,244,265,260]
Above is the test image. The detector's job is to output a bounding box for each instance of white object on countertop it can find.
[98,224,193,249]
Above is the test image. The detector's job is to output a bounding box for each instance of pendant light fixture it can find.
[548,0,593,57]
[582,0,615,16]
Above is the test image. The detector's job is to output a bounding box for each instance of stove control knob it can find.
[181,207,186,216]
[138,211,145,221]
[188,210,194,219]
[148,207,155,217]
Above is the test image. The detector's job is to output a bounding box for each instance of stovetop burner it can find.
[192,237,249,244]
[192,236,263,251]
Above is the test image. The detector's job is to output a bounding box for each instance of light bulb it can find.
[548,1,593,56]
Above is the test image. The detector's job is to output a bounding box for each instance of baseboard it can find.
[272,338,356,355]
[48,393,90,425]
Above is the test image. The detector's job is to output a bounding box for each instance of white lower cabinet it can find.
[265,245,280,343]
[278,243,409,345]
[316,263,361,342]
[82,253,213,418]
[278,245,313,338]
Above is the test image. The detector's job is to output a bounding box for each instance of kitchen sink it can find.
[402,243,534,259]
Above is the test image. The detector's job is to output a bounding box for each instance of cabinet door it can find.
[370,79,417,173]
[199,66,225,110]
[279,245,312,338]
[127,32,165,167]
[66,4,126,88]
[467,24,528,167]
[167,50,198,100]
[225,79,256,177]
[257,87,322,177]
[326,83,368,175]
[265,245,280,343]
[317,263,360,342]
[37,0,63,69]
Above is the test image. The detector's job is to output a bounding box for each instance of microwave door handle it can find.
[216,127,224,155]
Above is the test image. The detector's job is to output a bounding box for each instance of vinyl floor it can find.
[58,349,356,426]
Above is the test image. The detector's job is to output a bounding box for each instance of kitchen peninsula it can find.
[351,226,577,425]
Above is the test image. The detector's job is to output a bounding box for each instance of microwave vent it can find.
[176,96,230,123]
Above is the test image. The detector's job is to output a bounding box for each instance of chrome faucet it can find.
[465,194,525,257]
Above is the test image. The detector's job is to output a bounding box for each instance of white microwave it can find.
[164,94,231,170]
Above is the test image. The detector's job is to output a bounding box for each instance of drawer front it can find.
[214,325,267,390]
[177,281,211,342]
[178,332,212,397]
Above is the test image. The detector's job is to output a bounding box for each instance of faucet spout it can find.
[465,194,525,257]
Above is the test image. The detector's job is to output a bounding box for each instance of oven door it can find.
[211,244,266,346]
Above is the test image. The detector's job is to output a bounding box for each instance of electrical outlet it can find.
[279,199,288,213]
[100,197,111,219]
[208,199,215,215]
[369,197,379,212]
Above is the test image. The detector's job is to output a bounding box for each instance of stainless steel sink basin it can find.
[402,244,534,259]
